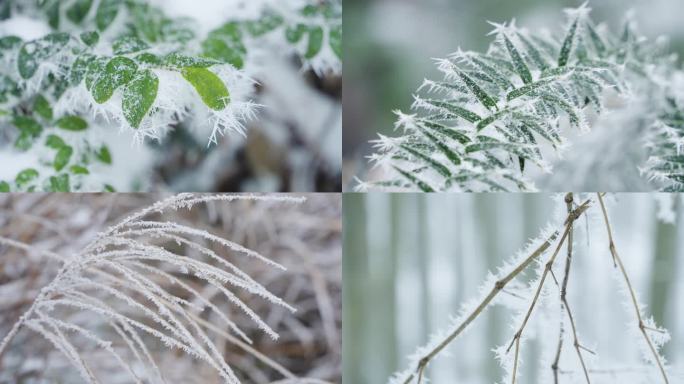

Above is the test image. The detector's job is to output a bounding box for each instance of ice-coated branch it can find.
[394,198,592,384]
[596,193,670,384]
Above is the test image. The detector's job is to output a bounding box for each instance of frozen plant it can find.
[390,193,671,384]
[359,2,684,192]
[0,0,341,192]
[0,193,333,383]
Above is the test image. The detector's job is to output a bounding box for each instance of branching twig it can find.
[596,193,669,384]
[402,198,592,384]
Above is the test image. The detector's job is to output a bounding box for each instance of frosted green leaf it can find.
[516,32,550,70]
[456,70,498,111]
[122,69,158,128]
[91,56,138,103]
[164,53,221,68]
[66,0,93,24]
[181,67,229,111]
[45,0,59,28]
[0,36,21,52]
[506,78,553,101]
[476,108,512,131]
[585,22,606,55]
[422,99,481,123]
[54,145,73,171]
[70,54,93,85]
[96,0,120,31]
[245,10,284,36]
[0,181,9,192]
[419,120,471,145]
[84,56,107,90]
[49,174,70,192]
[285,24,307,43]
[558,18,578,67]
[18,33,69,79]
[45,134,66,149]
[113,36,149,55]
[96,145,112,164]
[399,144,451,178]
[418,127,461,166]
[329,24,341,58]
[80,31,99,46]
[34,95,53,120]
[15,169,39,188]
[202,37,245,69]
[392,166,434,192]
[56,116,88,131]
[134,52,162,65]
[503,34,532,84]
[305,26,323,59]
[470,56,513,90]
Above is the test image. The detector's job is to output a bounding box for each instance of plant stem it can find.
[596,193,669,384]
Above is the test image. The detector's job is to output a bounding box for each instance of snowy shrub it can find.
[0,0,341,192]
[0,193,342,383]
[358,3,684,192]
[389,193,671,384]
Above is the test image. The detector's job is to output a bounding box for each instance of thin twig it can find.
[507,198,592,384]
[402,199,591,384]
[552,193,591,384]
[596,193,669,384]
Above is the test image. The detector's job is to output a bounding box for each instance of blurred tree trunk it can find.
[650,198,679,358]
[476,194,503,383]
[342,194,367,384]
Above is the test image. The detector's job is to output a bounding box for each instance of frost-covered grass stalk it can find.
[360,2,684,192]
[0,0,341,192]
[0,193,319,384]
[390,193,670,384]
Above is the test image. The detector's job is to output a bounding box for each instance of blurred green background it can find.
[342,0,684,188]
[342,193,684,383]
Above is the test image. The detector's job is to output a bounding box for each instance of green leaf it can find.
[70,165,89,175]
[503,34,532,84]
[164,52,221,68]
[245,10,284,36]
[34,95,53,120]
[13,116,42,136]
[18,33,70,79]
[285,24,307,43]
[418,127,461,166]
[96,0,120,31]
[181,67,229,110]
[15,168,39,188]
[585,22,606,56]
[456,70,498,111]
[202,37,245,69]
[122,69,158,128]
[392,166,434,192]
[0,181,9,192]
[418,120,471,145]
[305,26,323,58]
[85,57,108,90]
[506,78,553,101]
[113,36,149,55]
[421,99,481,123]
[558,18,578,67]
[56,116,88,131]
[516,32,550,70]
[80,31,99,46]
[0,36,21,52]
[45,0,59,29]
[70,54,94,85]
[45,134,66,149]
[134,52,162,65]
[91,56,138,103]
[96,145,112,164]
[329,24,341,58]
[54,145,73,171]
[104,184,116,192]
[49,174,70,192]
[66,0,93,24]
[398,144,451,178]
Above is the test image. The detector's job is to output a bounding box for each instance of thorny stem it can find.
[552,193,591,384]
[596,193,669,384]
[402,198,591,384]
